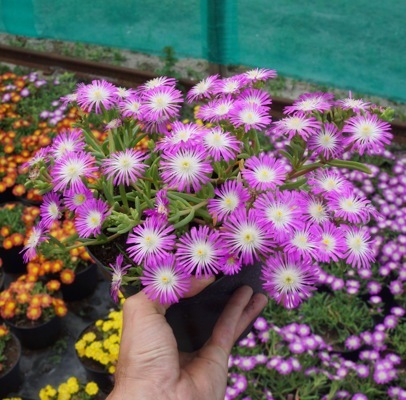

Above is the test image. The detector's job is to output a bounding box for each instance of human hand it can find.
[108,280,267,400]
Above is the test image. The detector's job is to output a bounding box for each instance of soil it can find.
[0,334,20,377]
[88,234,129,269]
[8,314,55,328]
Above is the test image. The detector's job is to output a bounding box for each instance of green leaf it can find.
[173,209,195,229]
[326,159,372,174]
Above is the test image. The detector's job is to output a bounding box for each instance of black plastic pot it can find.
[0,269,4,291]
[166,262,266,352]
[0,188,17,204]
[76,324,114,394]
[6,315,61,349]
[61,263,98,302]
[0,333,22,397]
[88,246,266,352]
[0,245,26,274]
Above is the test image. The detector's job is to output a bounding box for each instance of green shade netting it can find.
[0,0,405,101]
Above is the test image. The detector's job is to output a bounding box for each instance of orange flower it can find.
[30,294,42,307]
[10,233,24,246]
[51,260,63,273]
[4,144,14,154]
[27,262,40,276]
[60,269,75,285]
[40,294,52,308]
[1,300,17,319]
[26,306,42,320]
[12,184,26,196]
[16,292,30,304]
[42,261,52,274]
[55,304,67,317]
[0,182,6,193]
[26,274,37,283]
[46,280,61,292]
[0,226,10,237]
[3,238,13,249]
[0,324,9,337]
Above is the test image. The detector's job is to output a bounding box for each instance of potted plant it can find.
[0,323,22,397]
[24,71,392,351]
[0,203,40,274]
[0,258,4,291]
[75,309,122,393]
[28,219,98,301]
[39,376,101,400]
[0,275,67,349]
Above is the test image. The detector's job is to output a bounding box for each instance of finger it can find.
[184,275,216,298]
[208,286,254,354]
[233,293,268,342]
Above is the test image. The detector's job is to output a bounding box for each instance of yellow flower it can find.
[39,391,50,400]
[82,332,96,342]
[66,377,79,394]
[85,382,99,396]
[108,365,116,374]
[95,319,103,327]
[99,353,110,365]
[58,383,69,394]
[57,392,70,400]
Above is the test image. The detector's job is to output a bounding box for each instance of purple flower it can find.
[284,92,334,114]
[141,254,191,305]
[345,335,361,350]
[196,95,235,122]
[283,224,320,258]
[75,198,110,238]
[64,182,94,211]
[272,112,321,140]
[109,254,131,303]
[308,170,352,195]
[103,149,149,186]
[253,190,303,240]
[119,94,143,119]
[144,189,170,220]
[176,226,225,278]
[186,75,219,102]
[127,217,176,265]
[316,222,346,262]
[155,121,203,152]
[213,75,247,95]
[159,146,213,193]
[40,192,62,228]
[141,85,183,121]
[21,225,48,262]
[342,113,392,155]
[262,252,318,308]
[336,92,370,112]
[244,68,277,82]
[221,208,274,265]
[238,88,272,107]
[276,359,293,375]
[229,103,271,132]
[219,253,242,275]
[51,152,98,193]
[50,128,85,160]
[308,123,343,159]
[242,153,286,191]
[139,76,177,92]
[208,180,250,223]
[202,127,241,162]
[76,80,117,113]
[344,226,375,269]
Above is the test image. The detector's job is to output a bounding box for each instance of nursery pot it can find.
[6,315,61,349]
[0,188,17,204]
[0,333,22,397]
[0,268,4,291]
[89,243,265,352]
[76,325,115,394]
[165,261,266,352]
[61,263,98,302]
[0,244,26,274]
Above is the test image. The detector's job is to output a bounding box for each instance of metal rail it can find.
[0,44,405,143]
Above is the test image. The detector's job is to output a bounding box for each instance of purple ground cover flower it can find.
[75,198,110,238]
[141,254,190,305]
[76,79,117,113]
[50,128,85,160]
[284,92,334,114]
[262,252,318,308]
[109,254,131,303]
[103,149,149,186]
[40,192,62,228]
[272,113,321,140]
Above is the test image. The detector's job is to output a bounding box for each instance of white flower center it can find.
[322,234,336,251]
[191,241,213,265]
[89,88,108,102]
[241,110,259,125]
[141,231,161,252]
[215,104,231,116]
[286,117,305,130]
[220,193,239,211]
[318,133,336,149]
[274,266,302,292]
[195,80,210,94]
[27,230,41,247]
[118,155,134,171]
[322,178,338,191]
[224,81,239,93]
[86,211,102,229]
[347,235,365,253]
[174,155,199,177]
[339,198,360,213]
[74,194,86,206]
[267,206,290,227]
[254,167,275,183]
[48,203,59,219]
[151,94,170,111]
[292,233,310,249]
